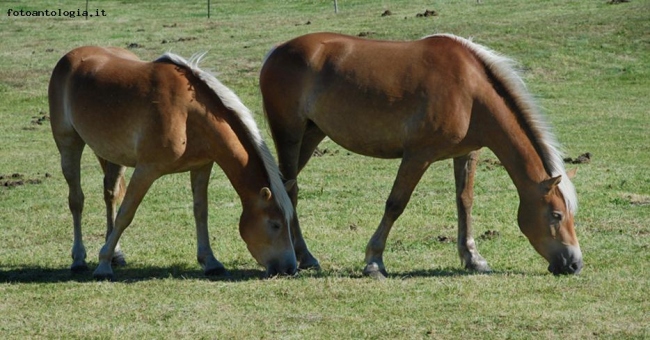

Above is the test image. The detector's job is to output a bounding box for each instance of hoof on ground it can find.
[70,262,89,274]
[298,261,321,272]
[204,266,229,277]
[93,272,114,282]
[363,263,388,280]
[297,253,321,271]
[465,259,492,273]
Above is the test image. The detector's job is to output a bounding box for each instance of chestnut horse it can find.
[260,32,582,277]
[49,47,297,280]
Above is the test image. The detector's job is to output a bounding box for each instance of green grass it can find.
[1,0,649,338]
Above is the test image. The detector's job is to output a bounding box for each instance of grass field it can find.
[1,0,649,338]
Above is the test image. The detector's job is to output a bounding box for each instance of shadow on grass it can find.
[0,264,266,284]
[0,264,541,284]
[292,266,540,280]
[389,267,537,278]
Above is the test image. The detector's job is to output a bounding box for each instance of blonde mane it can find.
[428,34,578,214]
[155,52,295,224]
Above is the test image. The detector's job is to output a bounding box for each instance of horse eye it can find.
[269,222,281,231]
[551,211,563,221]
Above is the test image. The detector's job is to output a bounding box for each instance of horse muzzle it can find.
[264,254,298,278]
[547,246,583,275]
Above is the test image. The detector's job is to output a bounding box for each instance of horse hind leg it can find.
[190,163,227,276]
[55,132,88,273]
[453,151,491,272]
[269,117,324,270]
[291,122,326,270]
[97,157,128,266]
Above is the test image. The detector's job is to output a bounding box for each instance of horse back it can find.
[49,46,201,168]
[261,33,486,158]
[267,32,482,79]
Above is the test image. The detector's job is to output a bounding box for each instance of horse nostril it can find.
[568,261,582,274]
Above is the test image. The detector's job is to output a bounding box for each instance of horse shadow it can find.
[387,267,536,278]
[302,267,535,279]
[0,264,266,284]
[0,264,536,284]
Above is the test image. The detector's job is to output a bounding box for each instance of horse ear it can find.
[542,176,562,192]
[284,179,297,193]
[566,167,578,179]
[260,187,273,201]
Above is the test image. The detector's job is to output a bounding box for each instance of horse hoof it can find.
[298,259,321,271]
[466,261,492,273]
[204,266,229,277]
[298,264,322,272]
[70,262,89,273]
[296,251,321,271]
[363,263,388,280]
[93,272,114,281]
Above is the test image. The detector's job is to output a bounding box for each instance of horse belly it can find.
[308,105,407,159]
[70,112,140,167]
[303,66,426,158]
[66,94,150,167]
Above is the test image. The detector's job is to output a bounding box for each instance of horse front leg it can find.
[363,155,431,279]
[98,158,128,267]
[93,166,158,281]
[454,151,491,272]
[190,163,227,276]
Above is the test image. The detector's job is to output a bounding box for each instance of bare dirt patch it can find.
[416,9,438,17]
[480,158,503,170]
[564,152,592,164]
[22,112,50,131]
[1,173,51,188]
[161,37,198,44]
[436,235,456,243]
[31,114,50,125]
[479,230,500,240]
[433,230,499,244]
[312,147,339,157]
[624,194,650,206]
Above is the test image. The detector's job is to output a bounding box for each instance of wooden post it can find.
[208,0,211,18]
[334,0,338,13]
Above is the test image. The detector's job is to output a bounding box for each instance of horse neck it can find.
[209,111,270,204]
[481,108,549,196]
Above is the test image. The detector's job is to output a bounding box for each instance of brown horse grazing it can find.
[260,32,582,277]
[49,46,297,280]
